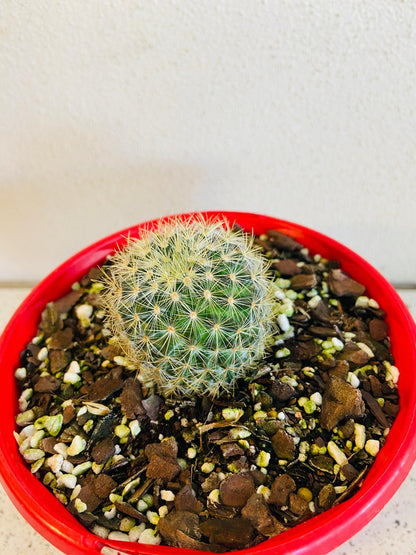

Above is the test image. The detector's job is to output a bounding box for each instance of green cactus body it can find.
[100,216,278,397]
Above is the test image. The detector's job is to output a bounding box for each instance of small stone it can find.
[160,489,175,502]
[365,439,380,456]
[219,473,255,507]
[269,474,296,506]
[107,531,130,542]
[67,435,86,456]
[57,474,77,489]
[138,528,161,545]
[201,462,215,474]
[327,441,348,466]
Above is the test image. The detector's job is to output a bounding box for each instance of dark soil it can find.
[14,230,399,551]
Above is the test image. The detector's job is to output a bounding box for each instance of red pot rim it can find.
[0,211,415,555]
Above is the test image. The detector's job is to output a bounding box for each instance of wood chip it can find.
[272,259,301,276]
[271,429,296,460]
[34,375,61,393]
[242,493,286,537]
[267,229,302,251]
[53,289,84,313]
[361,389,390,427]
[175,485,204,514]
[120,378,146,419]
[328,269,366,297]
[91,437,116,465]
[114,500,147,522]
[269,474,296,506]
[200,517,254,550]
[219,473,255,507]
[158,510,201,546]
[290,273,318,291]
[146,454,181,481]
[86,377,123,402]
[320,376,365,431]
[49,327,74,350]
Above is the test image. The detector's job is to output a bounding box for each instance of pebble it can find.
[138,528,161,545]
[365,439,380,456]
[160,490,175,502]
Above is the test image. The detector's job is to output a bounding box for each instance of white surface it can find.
[1,1,416,283]
[0,287,415,554]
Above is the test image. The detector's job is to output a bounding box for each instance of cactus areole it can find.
[100,216,278,397]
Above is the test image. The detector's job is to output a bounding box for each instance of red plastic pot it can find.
[0,211,415,555]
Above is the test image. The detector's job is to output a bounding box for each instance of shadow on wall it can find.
[0,127,215,283]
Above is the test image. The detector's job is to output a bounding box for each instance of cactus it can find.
[100,215,278,397]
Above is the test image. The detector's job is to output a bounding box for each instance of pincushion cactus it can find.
[100,216,278,397]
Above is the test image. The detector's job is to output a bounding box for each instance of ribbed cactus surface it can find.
[100,216,277,397]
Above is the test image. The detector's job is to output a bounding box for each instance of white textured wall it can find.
[1,1,415,284]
